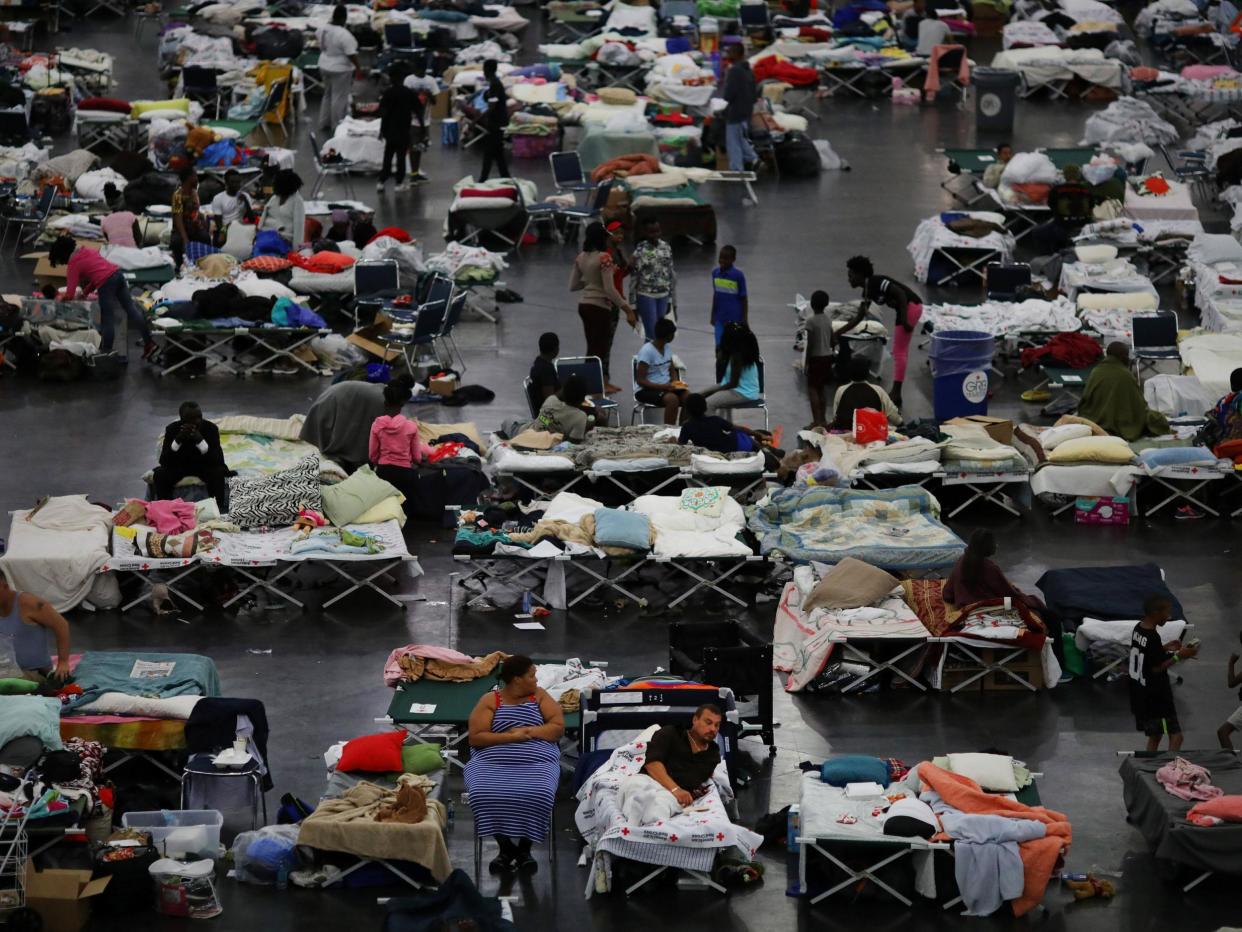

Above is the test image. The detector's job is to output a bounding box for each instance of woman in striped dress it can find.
[465,655,564,874]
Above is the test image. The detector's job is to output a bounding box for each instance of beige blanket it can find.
[297,777,451,880]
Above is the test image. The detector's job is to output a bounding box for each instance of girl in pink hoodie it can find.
[369,382,428,510]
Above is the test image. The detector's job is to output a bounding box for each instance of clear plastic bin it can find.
[122,810,223,858]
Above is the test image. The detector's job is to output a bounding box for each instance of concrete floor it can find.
[2,4,1241,931]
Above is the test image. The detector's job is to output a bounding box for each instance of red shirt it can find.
[64,248,119,299]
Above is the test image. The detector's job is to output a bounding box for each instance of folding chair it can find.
[658,0,699,37]
[384,20,414,48]
[1131,311,1180,380]
[522,376,541,417]
[379,301,447,373]
[354,258,400,298]
[435,290,468,373]
[472,801,556,884]
[739,0,770,36]
[630,354,673,425]
[309,129,356,198]
[1158,142,1214,201]
[549,150,598,203]
[559,180,612,244]
[555,355,619,425]
[0,184,55,251]
[182,66,224,118]
[721,357,769,429]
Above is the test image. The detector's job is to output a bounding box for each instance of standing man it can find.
[317,4,359,133]
[153,401,231,511]
[0,576,71,683]
[720,42,757,173]
[403,59,439,184]
[479,59,510,182]
[376,65,420,194]
[1129,594,1198,753]
[630,218,676,339]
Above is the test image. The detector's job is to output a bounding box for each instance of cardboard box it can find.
[946,415,1013,446]
[23,240,98,289]
[26,867,110,932]
[430,88,451,121]
[429,373,458,396]
[345,312,398,361]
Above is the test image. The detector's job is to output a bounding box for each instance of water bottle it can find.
[276,863,288,890]
[447,798,456,831]
[521,592,532,614]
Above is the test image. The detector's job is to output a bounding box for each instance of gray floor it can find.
[2,5,1241,931]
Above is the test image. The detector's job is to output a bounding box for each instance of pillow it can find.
[597,86,636,105]
[337,730,406,773]
[1187,233,1242,266]
[945,752,1019,792]
[679,486,726,517]
[1077,291,1158,311]
[820,755,890,788]
[1187,795,1242,824]
[1215,438,1242,462]
[1074,243,1117,264]
[401,743,445,775]
[196,253,237,278]
[241,255,294,273]
[1137,446,1220,468]
[222,221,256,260]
[130,98,190,117]
[882,798,937,839]
[1054,414,1107,436]
[77,96,132,113]
[320,465,401,527]
[591,508,651,550]
[459,186,518,200]
[1038,423,1092,451]
[368,226,412,243]
[293,250,356,274]
[0,678,37,695]
[138,109,192,122]
[805,557,898,611]
[353,494,407,526]
[228,455,323,528]
[1047,435,1135,464]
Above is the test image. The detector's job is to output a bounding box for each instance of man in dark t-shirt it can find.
[641,704,723,806]
[529,332,561,409]
[1129,593,1198,752]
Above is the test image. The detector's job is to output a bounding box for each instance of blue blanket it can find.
[64,651,221,712]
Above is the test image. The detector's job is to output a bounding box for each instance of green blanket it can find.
[1076,356,1169,442]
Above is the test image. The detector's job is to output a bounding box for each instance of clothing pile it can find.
[383,645,508,686]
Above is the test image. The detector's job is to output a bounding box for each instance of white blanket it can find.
[1180,330,1242,398]
[907,214,1014,284]
[921,298,1080,337]
[0,496,112,612]
[1074,617,1186,651]
[632,492,752,558]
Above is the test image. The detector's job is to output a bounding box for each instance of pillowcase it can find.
[401,743,445,775]
[291,250,356,274]
[597,86,636,105]
[78,96,132,113]
[368,226,412,243]
[228,455,323,528]
[241,255,294,273]
[1047,435,1135,464]
[320,465,401,528]
[679,486,726,517]
[1038,423,1092,451]
[1074,243,1117,264]
[1076,291,1158,311]
[353,494,407,527]
[805,557,898,611]
[1137,446,1220,468]
[459,186,518,200]
[1054,414,1107,436]
[337,730,406,773]
[1187,233,1242,266]
[883,797,937,838]
[945,752,1019,792]
[131,98,190,117]
[222,221,256,260]
[592,508,651,550]
[820,755,889,788]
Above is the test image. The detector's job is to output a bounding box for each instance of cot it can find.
[939,147,1097,206]
[1058,257,1158,301]
[1076,219,1203,285]
[907,212,1015,287]
[1036,563,1185,633]
[817,49,928,99]
[748,485,966,571]
[1180,330,1242,398]
[74,108,137,153]
[991,46,1126,99]
[575,685,757,896]
[935,462,1031,518]
[921,297,1081,339]
[151,322,332,378]
[1119,751,1242,892]
[0,495,111,613]
[1125,178,1200,222]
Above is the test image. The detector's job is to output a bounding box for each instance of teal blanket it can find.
[0,696,63,750]
[64,651,221,712]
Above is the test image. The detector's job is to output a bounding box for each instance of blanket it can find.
[918,762,1070,916]
[297,776,451,880]
[0,495,112,612]
[1076,356,1170,441]
[62,651,221,712]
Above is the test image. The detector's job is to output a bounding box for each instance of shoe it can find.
[410,172,430,184]
[375,181,386,192]
[1021,388,1051,403]
[1057,672,1075,685]
[514,854,538,875]
[394,181,411,193]
[1175,505,1204,520]
[488,854,515,875]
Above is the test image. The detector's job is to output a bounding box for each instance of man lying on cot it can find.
[0,575,72,684]
[1075,342,1169,441]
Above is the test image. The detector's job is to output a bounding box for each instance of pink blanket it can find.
[145,498,197,534]
[924,44,971,95]
[1157,757,1223,802]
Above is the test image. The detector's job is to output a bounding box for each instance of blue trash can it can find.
[928,329,995,421]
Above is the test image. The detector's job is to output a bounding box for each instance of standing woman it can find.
[569,221,636,394]
[465,655,564,874]
[258,169,307,248]
[316,3,359,132]
[844,255,924,409]
[170,167,209,271]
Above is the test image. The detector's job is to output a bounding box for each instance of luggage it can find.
[253,26,304,59]
[774,131,821,177]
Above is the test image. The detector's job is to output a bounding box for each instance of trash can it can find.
[928,329,995,420]
[974,68,1019,134]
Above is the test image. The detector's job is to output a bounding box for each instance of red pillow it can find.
[1214,438,1242,463]
[77,96,131,114]
[369,225,412,243]
[306,251,355,273]
[458,187,517,201]
[337,731,405,773]
[241,255,293,272]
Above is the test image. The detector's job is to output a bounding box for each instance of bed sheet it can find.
[1,496,111,613]
[1180,331,1242,397]
[59,716,187,750]
[204,520,413,566]
[922,297,1080,336]
[992,47,1124,88]
[1036,563,1183,624]
[142,431,347,488]
[748,486,966,570]
[690,451,766,475]
[907,215,1014,284]
[491,444,577,473]
[63,650,221,712]
[1074,617,1186,652]
[1030,461,1136,499]
[1125,181,1198,222]
[1058,258,1157,299]
[289,266,356,294]
[800,771,928,841]
[1002,20,1061,49]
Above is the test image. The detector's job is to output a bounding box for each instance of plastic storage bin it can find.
[122,810,223,859]
[929,330,995,420]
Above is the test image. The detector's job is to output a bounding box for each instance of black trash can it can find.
[974,68,1019,133]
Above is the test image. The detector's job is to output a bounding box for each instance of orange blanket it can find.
[919,762,1071,916]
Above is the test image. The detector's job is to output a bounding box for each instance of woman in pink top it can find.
[99,209,140,248]
[49,235,155,358]
[368,381,429,516]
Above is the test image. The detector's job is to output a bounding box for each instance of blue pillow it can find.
[1137,446,1219,468]
[820,754,890,788]
[592,508,650,551]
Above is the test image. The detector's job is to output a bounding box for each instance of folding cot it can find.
[74,108,137,154]
[1130,455,1233,518]
[935,463,1031,518]
[940,146,1099,206]
[151,322,333,378]
[1076,218,1203,286]
[908,212,1015,287]
[1119,750,1242,892]
[575,685,757,896]
[990,46,1126,99]
[818,52,928,99]
[546,0,605,42]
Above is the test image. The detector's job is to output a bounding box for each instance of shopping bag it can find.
[853,407,887,444]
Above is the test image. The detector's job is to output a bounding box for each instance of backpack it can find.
[775,132,821,178]
[253,26,303,59]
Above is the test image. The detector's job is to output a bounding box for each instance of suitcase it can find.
[774,132,820,177]
[985,262,1032,301]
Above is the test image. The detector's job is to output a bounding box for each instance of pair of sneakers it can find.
[376,173,429,193]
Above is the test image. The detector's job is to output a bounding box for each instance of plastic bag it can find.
[853,407,888,444]
[231,824,302,885]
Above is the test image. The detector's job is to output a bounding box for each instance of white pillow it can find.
[1187,233,1242,266]
[1074,243,1118,264]
[542,491,605,524]
[1076,291,1158,311]
[77,692,202,719]
[138,109,191,122]
[945,752,1019,792]
[1038,423,1092,451]
[236,276,296,300]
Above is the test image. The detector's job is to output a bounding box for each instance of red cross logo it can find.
[621,827,630,836]
[716,832,725,841]
[669,834,678,842]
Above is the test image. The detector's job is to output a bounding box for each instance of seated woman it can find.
[368,380,429,516]
[302,376,413,474]
[530,374,595,442]
[701,323,762,415]
[831,355,901,430]
[635,317,687,425]
[1076,342,1169,441]
[465,655,564,874]
[1207,367,1242,450]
